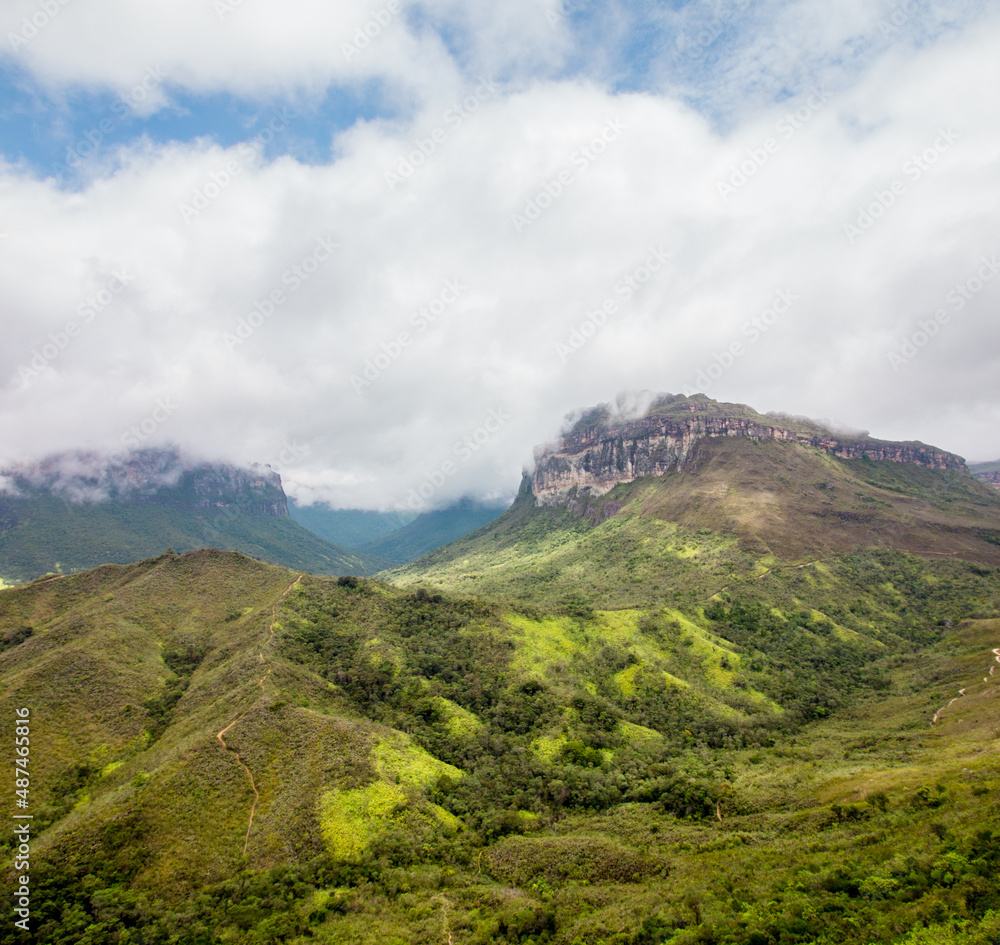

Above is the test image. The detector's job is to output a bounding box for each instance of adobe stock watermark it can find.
[14,269,134,389]
[117,397,180,451]
[718,86,830,199]
[404,407,511,511]
[887,255,999,371]
[683,288,798,395]
[544,0,592,29]
[52,66,167,182]
[843,128,958,243]
[350,279,467,394]
[877,0,922,38]
[556,246,672,362]
[384,77,498,191]
[267,439,311,473]
[214,0,247,20]
[8,0,74,52]
[341,0,402,61]
[512,117,627,233]
[223,237,339,351]
[179,106,296,224]
[675,0,753,61]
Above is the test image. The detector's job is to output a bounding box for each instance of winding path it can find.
[216,575,302,857]
[930,646,1000,726]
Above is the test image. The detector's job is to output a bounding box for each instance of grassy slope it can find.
[1,546,999,943]
[0,492,379,583]
[969,461,1000,476]
[0,554,367,887]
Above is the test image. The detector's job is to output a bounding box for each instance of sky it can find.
[0,0,998,511]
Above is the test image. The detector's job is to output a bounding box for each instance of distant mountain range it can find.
[0,450,509,585]
[287,502,416,549]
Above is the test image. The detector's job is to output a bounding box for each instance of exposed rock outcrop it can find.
[972,469,1000,490]
[531,394,967,506]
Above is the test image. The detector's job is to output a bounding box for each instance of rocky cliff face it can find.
[972,470,1000,490]
[531,395,967,506]
[2,449,288,517]
[187,464,288,516]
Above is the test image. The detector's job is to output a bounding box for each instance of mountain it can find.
[0,450,380,583]
[287,501,416,550]
[970,461,1000,489]
[358,499,508,564]
[531,393,964,509]
[3,398,1000,944]
[393,394,1000,606]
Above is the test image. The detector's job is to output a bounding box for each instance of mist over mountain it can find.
[0,449,378,583]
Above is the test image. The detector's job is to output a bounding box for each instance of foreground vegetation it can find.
[0,545,999,944]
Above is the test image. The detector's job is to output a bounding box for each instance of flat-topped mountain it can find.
[393,393,1000,606]
[532,394,966,506]
[3,448,289,515]
[0,449,378,583]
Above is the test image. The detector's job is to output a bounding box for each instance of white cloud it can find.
[0,0,567,109]
[1,3,999,510]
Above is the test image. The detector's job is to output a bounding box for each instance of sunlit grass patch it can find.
[617,720,663,745]
[615,662,643,697]
[531,732,568,763]
[505,612,580,675]
[374,734,463,789]
[433,696,484,738]
[662,671,690,689]
[361,636,404,672]
[319,781,408,860]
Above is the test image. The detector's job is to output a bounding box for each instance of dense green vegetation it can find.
[2,545,999,944]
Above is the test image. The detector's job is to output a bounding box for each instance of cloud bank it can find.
[1,0,998,510]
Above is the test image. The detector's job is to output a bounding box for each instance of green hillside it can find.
[1,542,1000,944]
[3,430,1000,944]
